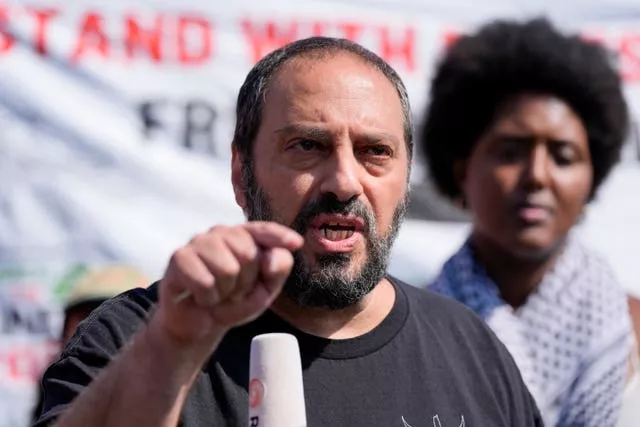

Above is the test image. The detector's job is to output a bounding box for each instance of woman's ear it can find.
[453,159,469,208]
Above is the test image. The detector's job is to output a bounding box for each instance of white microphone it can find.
[248,333,307,427]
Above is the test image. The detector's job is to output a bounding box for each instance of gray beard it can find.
[242,163,407,310]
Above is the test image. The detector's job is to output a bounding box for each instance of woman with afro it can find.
[422,17,636,426]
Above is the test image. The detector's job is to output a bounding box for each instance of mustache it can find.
[290,194,375,236]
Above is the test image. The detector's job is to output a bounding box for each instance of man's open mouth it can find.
[319,222,357,240]
[310,214,366,241]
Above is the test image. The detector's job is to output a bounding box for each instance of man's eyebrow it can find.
[274,124,332,140]
[275,124,401,146]
[357,131,401,146]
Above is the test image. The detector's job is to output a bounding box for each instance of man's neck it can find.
[270,278,396,339]
[471,233,564,308]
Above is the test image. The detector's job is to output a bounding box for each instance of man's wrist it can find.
[142,314,227,381]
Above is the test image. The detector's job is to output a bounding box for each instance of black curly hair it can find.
[420,17,629,201]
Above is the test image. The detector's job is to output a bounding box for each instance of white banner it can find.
[2,1,640,425]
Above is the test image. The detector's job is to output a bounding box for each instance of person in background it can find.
[31,265,148,423]
[421,17,635,426]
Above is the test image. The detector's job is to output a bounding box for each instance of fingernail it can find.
[265,250,276,273]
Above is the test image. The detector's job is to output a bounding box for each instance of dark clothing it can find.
[35,277,544,426]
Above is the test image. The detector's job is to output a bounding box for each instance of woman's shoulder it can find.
[551,238,632,352]
[560,238,626,300]
[426,240,472,289]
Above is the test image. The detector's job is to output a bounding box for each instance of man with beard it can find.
[34,37,543,427]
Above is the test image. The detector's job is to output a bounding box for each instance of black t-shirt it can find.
[35,277,544,426]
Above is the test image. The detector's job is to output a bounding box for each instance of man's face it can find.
[232,53,409,309]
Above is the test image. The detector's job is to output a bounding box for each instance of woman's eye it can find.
[553,145,578,166]
[495,137,528,163]
[499,147,522,163]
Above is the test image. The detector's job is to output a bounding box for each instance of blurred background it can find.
[1,0,640,426]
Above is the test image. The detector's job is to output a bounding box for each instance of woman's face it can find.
[460,94,593,258]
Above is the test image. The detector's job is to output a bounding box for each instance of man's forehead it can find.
[270,51,388,92]
[280,50,359,70]
[263,61,403,131]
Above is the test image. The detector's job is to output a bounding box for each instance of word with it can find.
[0,5,416,71]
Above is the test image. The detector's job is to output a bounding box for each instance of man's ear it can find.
[231,145,247,211]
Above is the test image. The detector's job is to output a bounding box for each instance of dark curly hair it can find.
[420,17,629,201]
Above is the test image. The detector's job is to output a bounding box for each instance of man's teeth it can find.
[322,228,355,241]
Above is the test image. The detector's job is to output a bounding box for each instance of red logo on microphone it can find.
[249,378,265,408]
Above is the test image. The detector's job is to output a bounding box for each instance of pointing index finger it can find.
[243,222,304,251]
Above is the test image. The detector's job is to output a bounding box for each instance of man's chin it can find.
[301,245,371,267]
[283,256,377,310]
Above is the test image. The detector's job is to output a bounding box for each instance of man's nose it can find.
[318,147,364,202]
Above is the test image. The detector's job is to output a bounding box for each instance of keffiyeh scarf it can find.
[430,237,632,426]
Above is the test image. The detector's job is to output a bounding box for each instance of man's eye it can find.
[294,139,320,151]
[362,145,391,156]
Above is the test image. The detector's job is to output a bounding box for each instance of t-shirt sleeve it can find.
[32,287,156,426]
[449,298,546,426]
[414,286,546,426]
[533,399,545,425]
